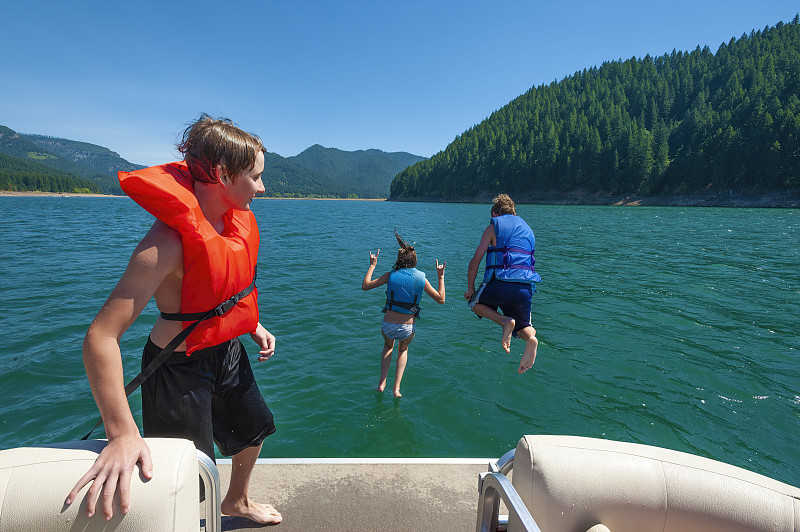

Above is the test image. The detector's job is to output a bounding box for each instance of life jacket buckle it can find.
[215,298,237,317]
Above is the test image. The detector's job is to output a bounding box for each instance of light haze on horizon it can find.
[1,0,797,167]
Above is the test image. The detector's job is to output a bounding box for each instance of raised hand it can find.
[436,259,446,277]
[369,249,380,266]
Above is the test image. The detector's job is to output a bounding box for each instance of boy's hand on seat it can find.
[66,434,152,521]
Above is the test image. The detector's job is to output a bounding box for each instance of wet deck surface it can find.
[209,459,492,531]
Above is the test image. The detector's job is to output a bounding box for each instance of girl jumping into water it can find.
[362,231,445,397]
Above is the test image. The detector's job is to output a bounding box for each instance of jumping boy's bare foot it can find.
[501,317,515,354]
[393,390,402,398]
[221,498,282,525]
[375,384,385,392]
[518,335,538,374]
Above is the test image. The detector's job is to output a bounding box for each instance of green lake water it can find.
[0,197,797,486]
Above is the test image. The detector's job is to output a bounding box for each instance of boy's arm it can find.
[465,225,494,299]
[362,249,390,290]
[250,322,276,362]
[424,259,446,303]
[67,223,182,521]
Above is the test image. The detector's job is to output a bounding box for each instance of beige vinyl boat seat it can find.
[0,437,221,532]
[477,434,800,532]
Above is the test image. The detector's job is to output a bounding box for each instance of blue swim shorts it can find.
[381,321,415,341]
[469,279,534,337]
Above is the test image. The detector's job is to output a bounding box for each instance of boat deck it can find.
[209,458,493,531]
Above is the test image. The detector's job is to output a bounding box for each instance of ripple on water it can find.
[1,199,798,486]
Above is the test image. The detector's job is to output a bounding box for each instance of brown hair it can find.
[392,230,417,269]
[177,114,266,183]
[491,193,516,216]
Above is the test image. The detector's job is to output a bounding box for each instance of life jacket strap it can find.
[487,245,531,255]
[81,269,258,441]
[384,290,420,317]
[485,264,536,271]
[486,246,534,271]
[160,269,257,322]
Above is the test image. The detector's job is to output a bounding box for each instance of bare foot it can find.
[375,384,385,392]
[221,498,282,525]
[393,390,402,398]
[501,317,515,354]
[518,336,538,374]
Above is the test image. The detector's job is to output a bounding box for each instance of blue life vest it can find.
[384,268,426,317]
[483,214,542,284]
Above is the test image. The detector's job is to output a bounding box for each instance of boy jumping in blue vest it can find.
[464,194,541,374]
[362,231,446,397]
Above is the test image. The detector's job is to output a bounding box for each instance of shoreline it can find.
[3,190,798,207]
[390,189,800,208]
[258,196,386,201]
[0,190,122,198]
[0,191,385,200]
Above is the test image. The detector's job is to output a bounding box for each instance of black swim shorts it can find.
[141,336,276,461]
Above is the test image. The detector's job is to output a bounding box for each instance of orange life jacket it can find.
[118,161,259,355]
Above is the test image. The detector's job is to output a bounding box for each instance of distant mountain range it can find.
[267,145,425,198]
[0,124,425,197]
[0,126,137,194]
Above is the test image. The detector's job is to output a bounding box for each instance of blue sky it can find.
[1,1,797,166]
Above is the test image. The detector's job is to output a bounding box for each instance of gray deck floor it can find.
[210,458,493,531]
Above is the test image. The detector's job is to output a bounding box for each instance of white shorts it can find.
[381,321,415,340]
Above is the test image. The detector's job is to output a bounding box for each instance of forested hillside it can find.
[290,145,425,198]
[263,151,348,197]
[263,145,424,198]
[0,151,101,193]
[391,17,800,202]
[2,124,422,198]
[0,126,131,194]
[24,134,142,192]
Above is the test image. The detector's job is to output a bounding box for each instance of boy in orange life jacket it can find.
[66,115,282,525]
[362,231,446,397]
[464,194,541,374]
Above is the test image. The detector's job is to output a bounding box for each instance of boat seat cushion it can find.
[0,437,199,532]
[509,435,800,532]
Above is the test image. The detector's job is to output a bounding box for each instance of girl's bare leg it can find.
[393,332,414,397]
[376,334,394,392]
[472,303,515,353]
